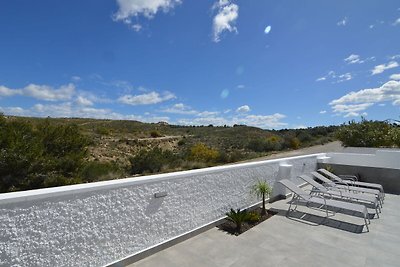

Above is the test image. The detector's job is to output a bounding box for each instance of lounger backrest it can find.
[298,175,326,192]
[278,179,310,201]
[311,171,335,186]
[318,169,343,183]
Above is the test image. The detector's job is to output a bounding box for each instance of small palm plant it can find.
[226,208,251,234]
[251,180,272,215]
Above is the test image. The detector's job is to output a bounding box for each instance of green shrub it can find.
[247,211,261,223]
[0,116,88,192]
[226,208,251,234]
[130,148,178,174]
[80,161,122,182]
[95,126,110,135]
[336,118,395,147]
[189,143,219,162]
[150,131,162,138]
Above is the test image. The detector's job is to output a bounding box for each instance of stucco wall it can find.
[326,150,400,170]
[0,154,321,267]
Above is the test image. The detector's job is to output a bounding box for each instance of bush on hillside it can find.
[336,118,398,147]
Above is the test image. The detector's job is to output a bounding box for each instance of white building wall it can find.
[0,154,322,267]
[326,150,400,170]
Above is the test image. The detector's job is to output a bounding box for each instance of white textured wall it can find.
[0,154,321,267]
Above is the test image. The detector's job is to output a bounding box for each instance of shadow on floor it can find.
[270,206,367,234]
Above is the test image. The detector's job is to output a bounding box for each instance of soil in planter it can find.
[217,208,278,236]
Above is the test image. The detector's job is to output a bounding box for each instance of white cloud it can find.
[390,73,400,80]
[0,86,22,97]
[236,105,250,113]
[118,91,175,105]
[113,0,181,21]
[316,71,352,83]
[393,18,400,26]
[71,76,81,82]
[337,73,352,83]
[24,83,75,101]
[162,103,197,114]
[1,102,170,123]
[239,113,287,128]
[264,25,271,34]
[331,103,373,117]
[177,112,287,129]
[319,110,327,114]
[371,61,399,75]
[212,0,239,42]
[75,96,94,106]
[337,17,348,26]
[329,80,400,116]
[237,84,245,89]
[0,83,75,101]
[344,54,362,64]
[132,24,142,32]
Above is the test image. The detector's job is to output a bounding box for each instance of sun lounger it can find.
[318,169,385,200]
[298,175,380,217]
[279,179,370,232]
[311,171,383,206]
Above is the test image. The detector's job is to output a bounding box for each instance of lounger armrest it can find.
[308,193,327,206]
[327,187,343,197]
[311,188,334,199]
[339,175,358,181]
[341,179,357,187]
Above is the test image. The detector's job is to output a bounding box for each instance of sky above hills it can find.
[0,0,400,129]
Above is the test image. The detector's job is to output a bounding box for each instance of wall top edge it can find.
[0,153,325,205]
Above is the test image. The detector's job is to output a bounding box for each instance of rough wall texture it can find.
[0,156,318,267]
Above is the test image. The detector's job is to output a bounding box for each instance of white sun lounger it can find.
[311,171,383,206]
[298,174,380,217]
[318,169,385,200]
[279,179,370,232]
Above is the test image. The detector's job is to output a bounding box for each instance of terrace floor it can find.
[129,193,400,267]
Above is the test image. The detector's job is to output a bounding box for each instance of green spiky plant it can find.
[251,180,272,215]
[226,208,251,234]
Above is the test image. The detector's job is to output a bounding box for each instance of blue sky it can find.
[0,0,400,129]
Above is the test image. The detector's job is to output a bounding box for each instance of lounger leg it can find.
[364,216,369,232]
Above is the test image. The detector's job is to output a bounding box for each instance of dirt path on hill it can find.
[245,141,344,162]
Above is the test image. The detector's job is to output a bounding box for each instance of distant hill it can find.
[0,115,338,192]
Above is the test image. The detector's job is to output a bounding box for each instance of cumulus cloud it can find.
[390,73,400,80]
[331,103,372,118]
[113,0,181,21]
[1,103,170,123]
[329,80,400,117]
[337,17,348,26]
[177,112,287,129]
[118,91,175,105]
[319,110,327,114]
[393,18,400,26]
[0,86,22,97]
[162,103,197,114]
[212,0,239,42]
[371,61,399,75]
[75,96,94,106]
[0,83,75,101]
[24,83,75,101]
[236,105,250,113]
